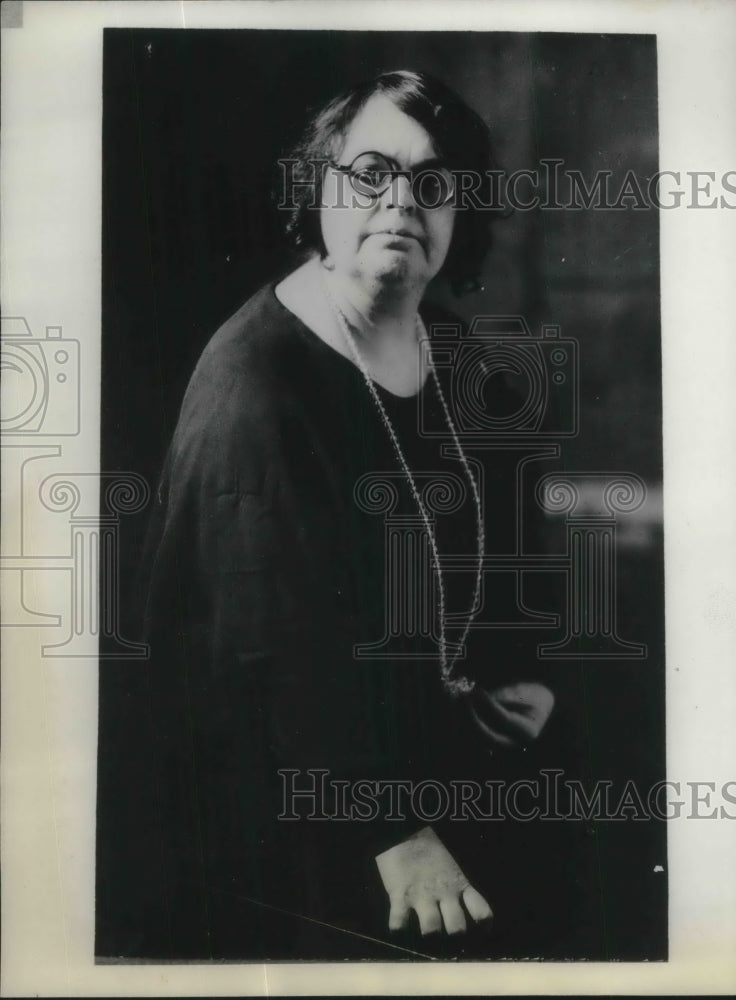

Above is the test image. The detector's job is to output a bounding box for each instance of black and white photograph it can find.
[96,27,666,963]
[1,1,735,994]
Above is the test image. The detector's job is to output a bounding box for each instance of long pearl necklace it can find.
[322,277,485,697]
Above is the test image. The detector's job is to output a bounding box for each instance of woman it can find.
[134,70,560,960]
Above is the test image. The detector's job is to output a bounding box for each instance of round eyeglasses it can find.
[328,151,456,209]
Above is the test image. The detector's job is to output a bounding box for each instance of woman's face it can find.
[319,94,455,296]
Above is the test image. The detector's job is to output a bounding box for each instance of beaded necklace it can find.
[322,276,484,697]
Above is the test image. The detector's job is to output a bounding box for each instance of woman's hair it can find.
[279,69,500,296]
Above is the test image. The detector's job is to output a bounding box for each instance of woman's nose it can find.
[384,173,417,210]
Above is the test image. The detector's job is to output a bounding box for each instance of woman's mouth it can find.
[371,229,424,250]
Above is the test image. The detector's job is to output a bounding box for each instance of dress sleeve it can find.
[140,346,436,904]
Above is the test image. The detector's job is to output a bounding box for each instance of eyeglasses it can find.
[328,151,456,209]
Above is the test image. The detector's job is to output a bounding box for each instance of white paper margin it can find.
[2,0,735,995]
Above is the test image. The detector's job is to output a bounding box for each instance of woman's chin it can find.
[364,251,422,288]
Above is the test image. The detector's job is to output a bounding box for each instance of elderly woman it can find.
[137,70,558,959]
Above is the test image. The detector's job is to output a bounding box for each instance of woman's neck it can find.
[275,256,430,397]
[316,257,423,350]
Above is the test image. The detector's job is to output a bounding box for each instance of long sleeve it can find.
[139,290,460,921]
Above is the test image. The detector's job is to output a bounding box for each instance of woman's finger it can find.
[414,899,443,936]
[462,885,494,923]
[439,896,467,935]
[469,698,518,747]
[388,896,411,932]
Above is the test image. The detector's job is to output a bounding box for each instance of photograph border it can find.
[2,0,736,995]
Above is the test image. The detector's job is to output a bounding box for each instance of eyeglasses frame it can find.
[327,151,456,208]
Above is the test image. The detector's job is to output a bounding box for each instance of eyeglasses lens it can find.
[346,153,454,207]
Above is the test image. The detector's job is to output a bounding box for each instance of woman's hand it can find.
[470,680,555,749]
[375,826,493,936]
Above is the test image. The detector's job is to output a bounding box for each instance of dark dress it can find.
[95,283,595,961]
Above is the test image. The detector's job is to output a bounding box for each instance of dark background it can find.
[99,29,665,960]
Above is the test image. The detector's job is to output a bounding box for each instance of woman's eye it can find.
[354,169,382,186]
[416,171,439,191]
[412,168,454,206]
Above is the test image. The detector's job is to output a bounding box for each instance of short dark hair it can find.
[279,69,500,296]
